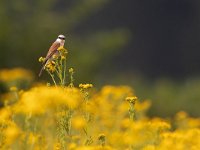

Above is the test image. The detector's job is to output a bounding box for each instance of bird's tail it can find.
[38,66,44,77]
[38,59,48,77]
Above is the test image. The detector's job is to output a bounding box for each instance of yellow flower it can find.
[126,96,138,104]
[79,83,93,89]
[57,46,64,51]
[69,143,77,150]
[53,54,58,59]
[54,142,61,150]
[175,111,188,120]
[38,57,45,63]
[61,56,66,60]
[4,122,21,145]
[0,107,12,121]
[69,68,74,73]
[46,61,56,72]
[10,86,18,92]
[57,46,68,53]
[120,118,131,129]
[98,133,106,146]
[72,116,86,130]
[98,133,106,141]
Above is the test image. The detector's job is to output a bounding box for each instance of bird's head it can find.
[57,35,65,41]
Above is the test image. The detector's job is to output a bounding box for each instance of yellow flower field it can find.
[0,50,200,150]
[0,68,200,150]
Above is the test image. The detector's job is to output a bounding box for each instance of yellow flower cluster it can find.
[57,46,64,51]
[126,96,138,104]
[45,61,56,73]
[57,46,68,55]
[0,85,200,149]
[13,86,82,114]
[0,68,33,82]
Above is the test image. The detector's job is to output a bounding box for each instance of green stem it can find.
[58,51,65,86]
[63,59,67,86]
[55,68,60,79]
[47,70,57,86]
[69,72,74,88]
[60,60,63,85]
[56,59,63,85]
[129,104,135,121]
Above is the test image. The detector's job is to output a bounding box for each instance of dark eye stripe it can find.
[58,37,65,40]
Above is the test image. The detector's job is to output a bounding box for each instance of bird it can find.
[39,34,66,77]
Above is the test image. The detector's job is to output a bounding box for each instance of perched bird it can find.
[39,34,65,77]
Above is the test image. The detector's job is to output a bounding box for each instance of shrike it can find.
[39,34,65,77]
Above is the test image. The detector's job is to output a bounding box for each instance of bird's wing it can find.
[42,41,61,64]
[45,41,61,59]
[39,41,60,77]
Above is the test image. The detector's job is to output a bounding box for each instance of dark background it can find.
[0,0,200,117]
[84,0,200,79]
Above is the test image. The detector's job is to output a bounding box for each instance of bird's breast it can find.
[60,41,65,47]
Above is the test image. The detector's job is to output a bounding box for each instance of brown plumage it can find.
[38,41,61,77]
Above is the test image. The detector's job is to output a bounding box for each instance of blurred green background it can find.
[0,0,200,117]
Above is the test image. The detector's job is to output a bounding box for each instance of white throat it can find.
[56,38,65,46]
